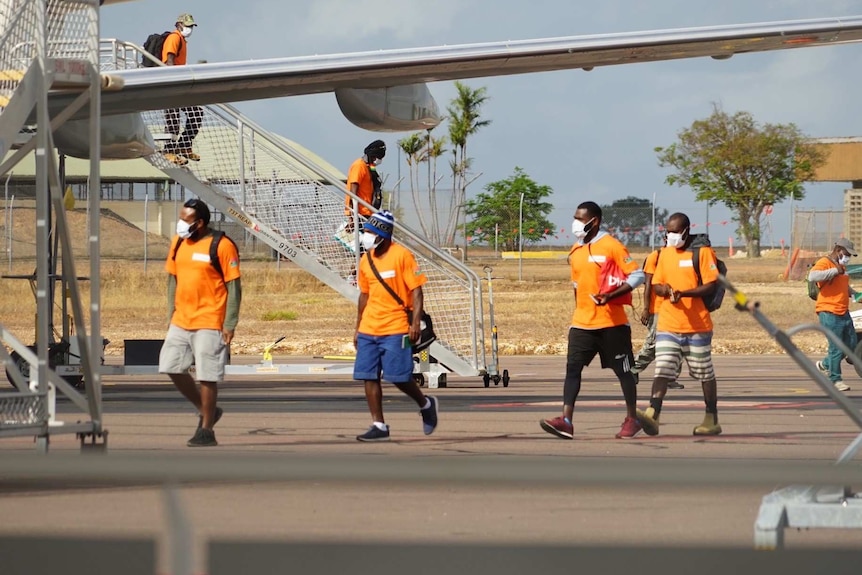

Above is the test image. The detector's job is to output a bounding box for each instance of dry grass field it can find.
[0,207,839,358]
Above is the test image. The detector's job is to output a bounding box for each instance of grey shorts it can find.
[158,324,227,382]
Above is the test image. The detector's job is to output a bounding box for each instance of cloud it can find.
[303,0,468,44]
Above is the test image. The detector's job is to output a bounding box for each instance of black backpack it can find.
[689,234,727,312]
[141,31,172,67]
[171,230,238,280]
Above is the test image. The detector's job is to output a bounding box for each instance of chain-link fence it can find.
[786,207,847,280]
[792,209,846,253]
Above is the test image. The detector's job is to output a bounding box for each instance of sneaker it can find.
[420,396,438,435]
[197,406,224,430]
[693,413,722,436]
[356,425,390,442]
[163,152,188,166]
[187,427,217,447]
[179,149,201,161]
[539,416,573,439]
[834,380,851,392]
[615,416,643,439]
[816,360,830,376]
[667,381,684,390]
[636,407,660,436]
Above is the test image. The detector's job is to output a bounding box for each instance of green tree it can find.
[465,167,554,251]
[656,104,825,257]
[601,196,669,248]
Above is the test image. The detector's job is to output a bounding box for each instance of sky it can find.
[101,0,862,248]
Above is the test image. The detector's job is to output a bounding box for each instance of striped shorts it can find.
[654,331,715,382]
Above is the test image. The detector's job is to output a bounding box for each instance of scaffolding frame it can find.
[0,0,105,452]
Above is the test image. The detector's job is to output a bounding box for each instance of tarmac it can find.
[1,354,862,573]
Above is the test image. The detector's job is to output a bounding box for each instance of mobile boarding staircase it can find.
[100,40,489,386]
[0,0,107,451]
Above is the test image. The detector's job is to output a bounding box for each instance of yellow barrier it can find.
[500,251,568,259]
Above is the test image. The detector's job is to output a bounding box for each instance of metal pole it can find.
[706,200,710,238]
[396,147,401,215]
[462,208,468,263]
[4,172,10,271]
[237,120,246,211]
[143,191,149,272]
[7,195,13,272]
[461,173,481,264]
[518,192,524,282]
[788,195,794,277]
[87,5,104,421]
[34,1,50,418]
[651,192,656,249]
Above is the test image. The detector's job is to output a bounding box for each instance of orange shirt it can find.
[166,233,241,330]
[358,243,427,336]
[812,256,851,315]
[568,234,639,329]
[643,249,665,314]
[345,158,373,217]
[161,31,186,65]
[652,246,718,333]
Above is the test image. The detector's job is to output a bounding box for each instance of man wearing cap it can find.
[162,13,202,167]
[809,238,861,392]
[353,210,438,442]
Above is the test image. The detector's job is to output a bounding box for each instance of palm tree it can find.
[398,133,430,238]
[425,129,447,244]
[446,82,491,246]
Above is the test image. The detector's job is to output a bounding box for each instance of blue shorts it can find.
[354,333,414,384]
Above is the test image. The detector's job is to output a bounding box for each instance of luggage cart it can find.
[720,276,862,549]
[481,266,509,388]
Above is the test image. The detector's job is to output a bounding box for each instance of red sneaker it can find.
[539,416,573,439]
[615,416,643,439]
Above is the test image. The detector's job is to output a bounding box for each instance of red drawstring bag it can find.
[597,258,632,306]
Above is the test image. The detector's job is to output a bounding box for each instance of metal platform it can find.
[721,277,862,548]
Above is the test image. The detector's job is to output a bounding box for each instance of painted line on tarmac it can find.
[476,399,829,409]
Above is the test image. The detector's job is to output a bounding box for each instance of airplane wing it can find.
[57,15,862,117]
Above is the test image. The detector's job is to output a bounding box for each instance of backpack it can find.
[692,247,727,311]
[141,31,172,67]
[806,272,820,301]
[654,234,727,312]
[171,230,238,280]
[370,164,383,209]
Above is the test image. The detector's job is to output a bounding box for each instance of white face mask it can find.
[360,231,381,251]
[372,158,382,166]
[666,231,687,249]
[839,254,851,266]
[176,219,193,239]
[571,217,595,240]
[180,26,193,38]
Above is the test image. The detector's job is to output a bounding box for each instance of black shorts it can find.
[567,325,633,371]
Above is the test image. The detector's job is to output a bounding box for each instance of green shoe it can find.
[693,413,722,436]
[636,407,660,436]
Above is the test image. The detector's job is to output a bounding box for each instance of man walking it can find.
[810,238,860,392]
[540,201,645,440]
[345,139,386,221]
[159,199,241,447]
[353,210,438,442]
[162,13,203,166]
[632,246,683,389]
[638,212,722,436]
